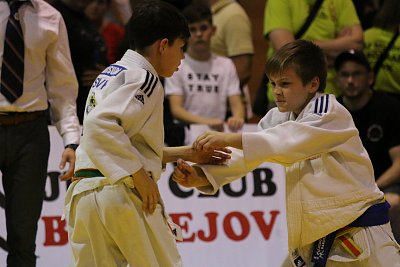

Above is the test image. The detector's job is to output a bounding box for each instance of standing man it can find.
[0,0,80,266]
[335,50,400,242]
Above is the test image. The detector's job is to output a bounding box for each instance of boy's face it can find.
[335,61,373,99]
[269,68,319,116]
[158,38,186,77]
[187,20,215,53]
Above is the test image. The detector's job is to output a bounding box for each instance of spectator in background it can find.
[85,0,125,64]
[253,0,363,118]
[209,0,253,88]
[207,0,254,120]
[52,0,108,124]
[364,0,400,100]
[165,2,245,144]
[335,50,400,243]
[0,0,80,265]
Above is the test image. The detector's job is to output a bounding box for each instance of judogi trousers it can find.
[66,181,182,267]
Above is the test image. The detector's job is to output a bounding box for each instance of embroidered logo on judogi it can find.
[101,64,127,77]
[86,92,97,114]
[292,250,306,267]
[172,228,177,237]
[134,93,145,105]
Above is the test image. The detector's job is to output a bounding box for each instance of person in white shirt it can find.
[0,0,80,266]
[165,2,245,138]
[173,40,400,267]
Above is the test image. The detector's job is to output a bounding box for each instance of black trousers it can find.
[0,115,50,267]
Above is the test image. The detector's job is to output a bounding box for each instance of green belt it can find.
[74,169,104,178]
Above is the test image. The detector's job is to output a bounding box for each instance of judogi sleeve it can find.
[198,94,359,193]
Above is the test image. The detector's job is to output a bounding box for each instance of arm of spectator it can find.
[376,145,400,190]
[268,28,296,51]
[169,95,224,132]
[230,54,253,88]
[314,24,363,66]
[227,95,245,131]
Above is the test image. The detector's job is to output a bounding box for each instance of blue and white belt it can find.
[293,201,390,267]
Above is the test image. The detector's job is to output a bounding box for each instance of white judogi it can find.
[197,93,400,266]
[64,50,182,267]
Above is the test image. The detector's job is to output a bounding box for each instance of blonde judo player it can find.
[173,40,400,266]
[63,1,230,266]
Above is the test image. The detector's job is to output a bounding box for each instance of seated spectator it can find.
[335,50,400,242]
[85,0,125,64]
[164,2,245,144]
[364,0,400,100]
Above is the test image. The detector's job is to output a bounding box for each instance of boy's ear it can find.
[159,38,169,53]
[309,76,320,93]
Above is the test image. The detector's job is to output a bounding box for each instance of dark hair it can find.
[265,40,327,92]
[334,50,371,71]
[373,0,400,31]
[182,2,212,24]
[128,0,190,50]
[162,0,192,10]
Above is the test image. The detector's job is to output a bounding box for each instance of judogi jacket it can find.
[73,49,164,191]
[197,93,383,251]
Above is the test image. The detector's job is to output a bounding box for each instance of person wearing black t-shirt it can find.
[335,50,400,242]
